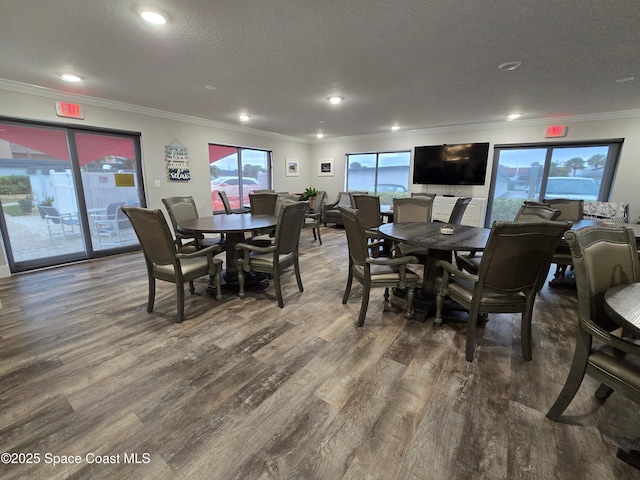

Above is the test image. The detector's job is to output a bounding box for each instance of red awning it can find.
[74,132,135,165]
[0,124,70,161]
[209,144,237,163]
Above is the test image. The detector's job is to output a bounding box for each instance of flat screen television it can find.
[413,142,490,185]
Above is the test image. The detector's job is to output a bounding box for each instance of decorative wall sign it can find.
[318,159,334,176]
[285,159,299,177]
[165,140,190,181]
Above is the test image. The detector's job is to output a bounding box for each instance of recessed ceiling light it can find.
[507,113,521,121]
[60,73,82,83]
[328,96,344,105]
[615,76,635,83]
[140,10,167,25]
[205,85,218,90]
[238,114,250,122]
[316,133,325,139]
[498,61,522,71]
[391,125,400,131]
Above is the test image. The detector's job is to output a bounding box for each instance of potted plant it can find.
[300,187,319,209]
[37,196,54,218]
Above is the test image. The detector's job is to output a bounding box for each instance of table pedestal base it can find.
[206,270,270,296]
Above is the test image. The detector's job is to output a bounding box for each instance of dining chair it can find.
[339,206,420,327]
[543,198,584,284]
[547,225,640,421]
[456,202,561,275]
[302,190,326,244]
[249,192,279,215]
[352,194,384,255]
[392,196,434,261]
[162,196,225,252]
[235,201,308,307]
[411,192,436,201]
[435,220,570,361]
[218,190,250,214]
[122,206,223,323]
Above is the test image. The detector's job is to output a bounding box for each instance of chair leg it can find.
[465,306,479,361]
[294,259,304,293]
[147,272,155,313]
[213,267,222,301]
[405,286,415,319]
[176,283,185,323]
[316,226,322,245]
[342,272,353,304]
[274,273,284,308]
[384,287,389,302]
[189,281,195,295]
[546,330,591,421]
[520,303,534,361]
[238,267,246,299]
[357,280,371,327]
[434,291,445,326]
[595,383,614,401]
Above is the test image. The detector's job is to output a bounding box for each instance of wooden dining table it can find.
[177,213,278,293]
[378,222,491,319]
[604,282,640,337]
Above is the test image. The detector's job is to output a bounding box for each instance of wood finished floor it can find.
[1,226,639,480]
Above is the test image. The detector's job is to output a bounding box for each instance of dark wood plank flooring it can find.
[1,226,639,479]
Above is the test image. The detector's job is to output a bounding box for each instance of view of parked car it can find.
[210,176,260,210]
[542,177,600,201]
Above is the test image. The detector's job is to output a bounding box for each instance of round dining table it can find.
[604,282,640,337]
[378,222,491,318]
[178,213,278,293]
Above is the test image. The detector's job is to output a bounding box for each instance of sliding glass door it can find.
[0,118,144,272]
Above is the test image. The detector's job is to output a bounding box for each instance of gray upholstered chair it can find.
[249,192,279,215]
[302,190,326,244]
[218,190,250,214]
[547,225,640,421]
[411,192,436,201]
[352,194,384,255]
[392,196,434,260]
[162,196,225,252]
[339,206,420,327]
[543,198,584,283]
[435,220,570,361]
[122,206,223,323]
[235,201,308,307]
[456,202,561,275]
[324,192,353,226]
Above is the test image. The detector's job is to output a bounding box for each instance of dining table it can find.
[378,221,491,319]
[177,213,278,294]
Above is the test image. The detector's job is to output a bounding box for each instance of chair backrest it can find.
[411,192,436,201]
[566,226,640,331]
[515,204,561,221]
[476,221,570,294]
[162,196,199,233]
[543,198,584,221]
[311,191,327,214]
[330,192,352,208]
[352,194,381,229]
[448,197,472,224]
[122,207,177,266]
[393,197,433,223]
[254,189,276,194]
[105,202,125,220]
[339,206,369,266]
[273,201,308,254]
[42,206,61,223]
[218,190,233,214]
[249,193,278,215]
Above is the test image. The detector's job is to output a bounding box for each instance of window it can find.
[346,151,411,206]
[486,139,622,225]
[209,144,271,211]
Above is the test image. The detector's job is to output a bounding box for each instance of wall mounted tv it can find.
[412,142,490,185]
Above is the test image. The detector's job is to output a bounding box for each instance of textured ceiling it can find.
[1,0,639,139]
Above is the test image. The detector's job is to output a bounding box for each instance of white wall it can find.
[310,115,640,221]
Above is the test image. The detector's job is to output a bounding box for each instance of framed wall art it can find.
[285,159,299,176]
[318,159,334,176]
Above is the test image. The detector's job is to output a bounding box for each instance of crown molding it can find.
[0,78,308,144]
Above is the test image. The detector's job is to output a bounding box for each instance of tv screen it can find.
[413,142,490,185]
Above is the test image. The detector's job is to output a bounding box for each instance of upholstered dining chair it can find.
[324,192,353,227]
[547,225,640,421]
[543,198,584,284]
[122,206,223,323]
[352,194,384,255]
[411,192,436,201]
[455,202,561,275]
[435,220,570,361]
[339,206,420,327]
[235,201,308,307]
[218,190,250,214]
[302,190,326,244]
[162,196,225,252]
[392,196,434,261]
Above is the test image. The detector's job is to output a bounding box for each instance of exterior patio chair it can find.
[42,206,80,238]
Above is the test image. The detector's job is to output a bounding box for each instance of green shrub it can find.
[490,198,524,222]
[0,175,31,195]
[17,194,34,213]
